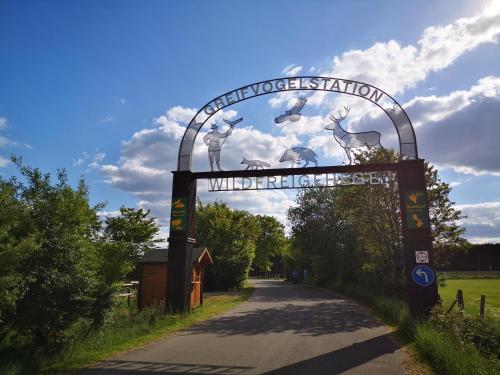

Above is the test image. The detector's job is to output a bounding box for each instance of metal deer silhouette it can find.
[324,106,383,165]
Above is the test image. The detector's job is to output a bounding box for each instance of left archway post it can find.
[166,171,197,313]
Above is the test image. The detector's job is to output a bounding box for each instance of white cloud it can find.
[269,2,500,112]
[99,115,115,124]
[96,106,301,231]
[73,151,107,169]
[88,152,106,169]
[405,75,500,127]
[268,91,298,108]
[73,152,90,167]
[94,152,106,162]
[164,106,197,123]
[413,76,500,175]
[307,1,500,106]
[276,115,326,136]
[302,75,500,173]
[0,136,9,148]
[282,64,303,76]
[0,155,9,168]
[0,116,20,163]
[0,136,17,148]
[97,210,121,219]
[456,201,500,243]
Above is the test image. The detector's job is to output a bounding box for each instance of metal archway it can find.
[165,77,438,317]
[177,76,418,171]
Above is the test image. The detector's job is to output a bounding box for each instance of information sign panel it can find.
[415,251,429,263]
[405,191,430,229]
[411,265,435,287]
[170,197,188,231]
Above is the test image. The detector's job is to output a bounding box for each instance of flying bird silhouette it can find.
[274,96,308,123]
[222,117,243,128]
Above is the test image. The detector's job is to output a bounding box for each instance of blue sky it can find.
[1,0,500,243]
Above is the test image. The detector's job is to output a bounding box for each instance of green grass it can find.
[439,278,500,319]
[1,287,254,375]
[439,271,500,279]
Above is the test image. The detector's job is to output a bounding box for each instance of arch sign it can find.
[165,77,438,317]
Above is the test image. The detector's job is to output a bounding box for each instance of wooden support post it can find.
[457,289,464,310]
[167,171,197,313]
[480,295,485,318]
[397,159,439,317]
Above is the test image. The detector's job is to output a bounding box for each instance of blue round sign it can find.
[411,265,435,287]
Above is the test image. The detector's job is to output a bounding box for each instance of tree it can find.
[287,148,468,296]
[0,157,161,345]
[195,201,258,290]
[3,158,104,344]
[253,215,287,276]
[0,177,34,328]
[103,206,161,279]
[426,164,470,266]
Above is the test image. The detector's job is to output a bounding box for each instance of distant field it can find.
[439,278,500,319]
[438,271,500,279]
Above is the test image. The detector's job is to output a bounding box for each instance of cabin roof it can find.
[139,247,213,265]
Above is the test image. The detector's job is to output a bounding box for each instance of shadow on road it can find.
[185,302,379,337]
[80,333,398,374]
[185,282,379,337]
[262,333,399,374]
[80,360,252,374]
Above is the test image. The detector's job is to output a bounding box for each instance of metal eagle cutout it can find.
[274,96,308,123]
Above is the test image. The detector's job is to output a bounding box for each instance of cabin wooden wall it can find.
[138,263,167,309]
[191,264,202,307]
[139,262,205,309]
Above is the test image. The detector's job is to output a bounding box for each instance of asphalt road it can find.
[81,280,405,374]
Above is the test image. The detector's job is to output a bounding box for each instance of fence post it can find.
[457,289,464,310]
[480,295,485,318]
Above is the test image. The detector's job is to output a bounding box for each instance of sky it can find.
[1,0,500,244]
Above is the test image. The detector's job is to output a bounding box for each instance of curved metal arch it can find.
[177,76,418,171]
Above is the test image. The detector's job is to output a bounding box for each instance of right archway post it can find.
[398,159,439,316]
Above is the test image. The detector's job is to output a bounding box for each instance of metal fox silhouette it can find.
[241,157,271,170]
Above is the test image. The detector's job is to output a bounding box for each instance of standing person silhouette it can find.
[203,123,234,171]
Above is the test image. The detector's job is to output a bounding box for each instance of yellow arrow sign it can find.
[172,199,185,209]
[171,218,183,229]
[408,191,424,205]
[411,212,424,228]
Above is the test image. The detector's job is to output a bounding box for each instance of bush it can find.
[415,323,499,375]
[196,202,258,290]
[0,158,159,347]
[428,305,499,360]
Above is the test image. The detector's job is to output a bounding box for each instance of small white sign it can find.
[415,251,429,264]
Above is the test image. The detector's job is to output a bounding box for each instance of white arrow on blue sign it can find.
[411,265,435,287]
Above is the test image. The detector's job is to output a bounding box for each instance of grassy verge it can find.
[324,282,499,375]
[1,287,254,375]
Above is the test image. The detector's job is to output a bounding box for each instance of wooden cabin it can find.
[137,247,213,310]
